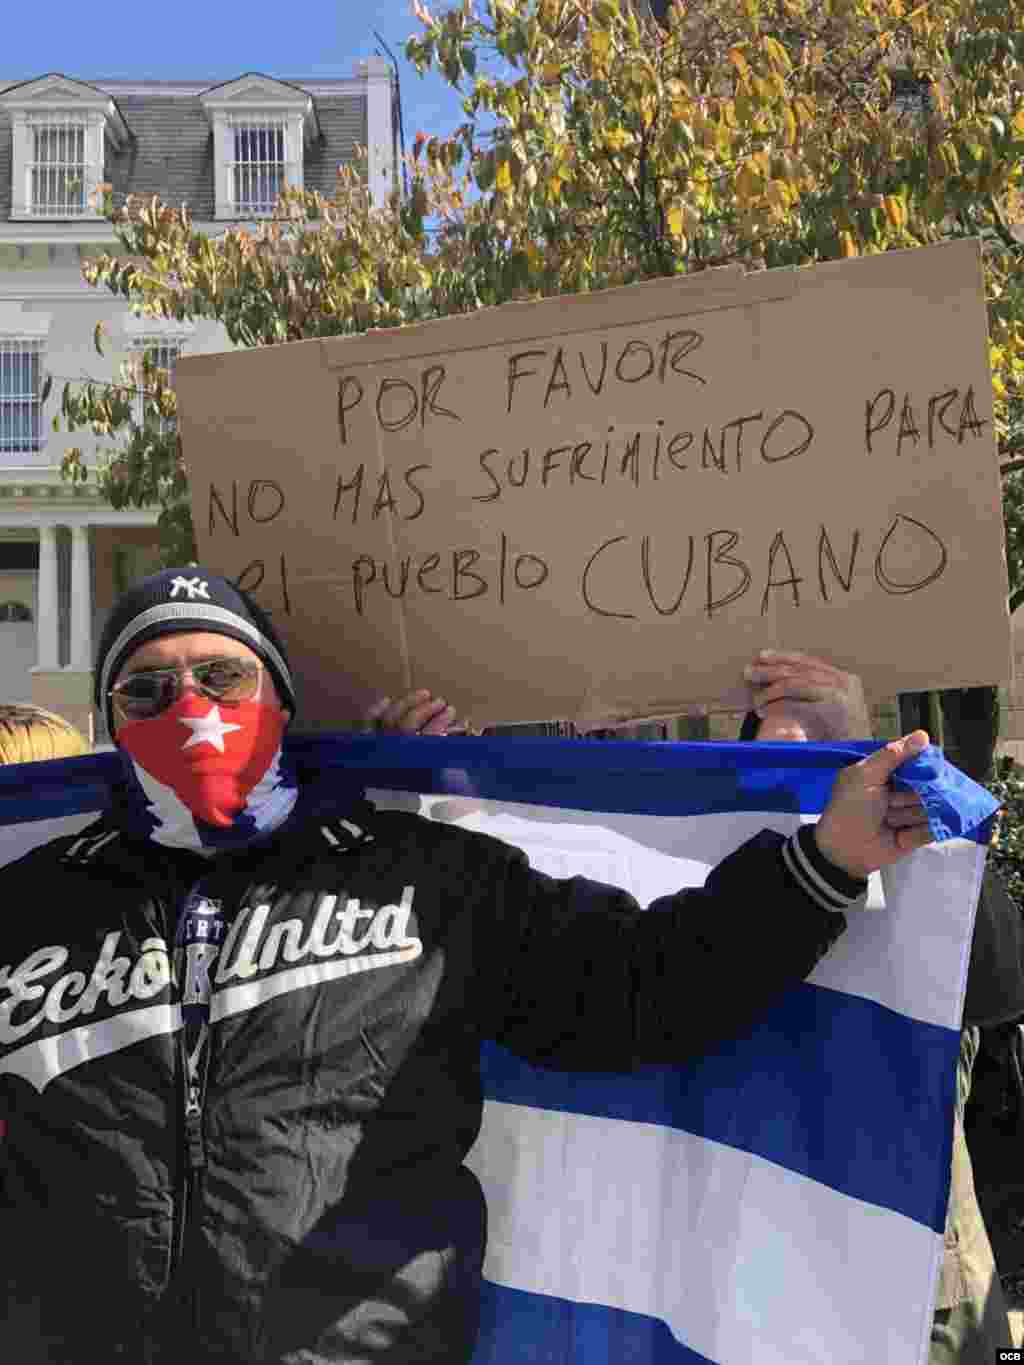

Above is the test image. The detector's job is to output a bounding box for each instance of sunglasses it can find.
[110,657,262,720]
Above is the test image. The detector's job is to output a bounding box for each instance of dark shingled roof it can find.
[0,79,368,220]
[106,94,218,216]
[303,97,367,200]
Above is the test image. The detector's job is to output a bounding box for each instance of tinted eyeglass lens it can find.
[116,674,177,718]
[193,660,259,702]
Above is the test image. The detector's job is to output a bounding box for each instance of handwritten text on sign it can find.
[178,241,1010,727]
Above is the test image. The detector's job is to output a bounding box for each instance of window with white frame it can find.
[1,79,128,223]
[130,336,182,434]
[229,121,287,216]
[29,120,88,217]
[0,339,45,454]
[200,80,316,221]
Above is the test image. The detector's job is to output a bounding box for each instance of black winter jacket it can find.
[0,799,852,1364]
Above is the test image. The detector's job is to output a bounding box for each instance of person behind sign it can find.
[741,650,1020,1363]
[0,567,935,1365]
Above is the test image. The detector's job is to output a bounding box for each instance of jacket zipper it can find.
[184,1049,208,1175]
[166,872,211,1281]
[171,1030,207,1275]
[169,875,242,1279]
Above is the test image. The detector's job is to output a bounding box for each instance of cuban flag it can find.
[0,734,997,1365]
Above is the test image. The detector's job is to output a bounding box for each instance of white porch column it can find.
[70,523,93,671]
[36,521,59,669]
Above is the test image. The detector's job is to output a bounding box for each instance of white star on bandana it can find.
[179,705,243,753]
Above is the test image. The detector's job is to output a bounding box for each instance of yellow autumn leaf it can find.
[882,195,906,229]
[728,47,750,80]
[838,231,858,258]
[793,94,816,128]
[591,29,611,67]
[735,163,762,204]
[1013,108,1024,137]
[604,128,632,152]
[765,180,790,213]
[667,200,699,239]
[782,105,797,147]
[763,36,792,72]
[542,62,562,84]
[495,160,513,192]
[548,174,563,199]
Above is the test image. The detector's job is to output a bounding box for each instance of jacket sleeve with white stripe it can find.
[480,825,864,1071]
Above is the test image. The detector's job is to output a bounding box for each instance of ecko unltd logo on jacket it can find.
[0,887,422,1092]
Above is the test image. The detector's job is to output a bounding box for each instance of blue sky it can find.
[1,0,469,145]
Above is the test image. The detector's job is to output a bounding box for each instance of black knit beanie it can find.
[95,567,296,736]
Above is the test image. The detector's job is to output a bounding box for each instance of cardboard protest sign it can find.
[176,238,1011,729]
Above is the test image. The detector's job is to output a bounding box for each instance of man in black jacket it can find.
[0,568,934,1364]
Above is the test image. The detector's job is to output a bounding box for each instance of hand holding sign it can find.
[364,690,458,736]
[744,650,872,742]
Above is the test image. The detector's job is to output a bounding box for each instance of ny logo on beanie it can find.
[169,576,210,601]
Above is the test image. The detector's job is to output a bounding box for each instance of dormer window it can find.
[230,120,287,217]
[29,119,87,216]
[200,75,319,221]
[0,75,129,222]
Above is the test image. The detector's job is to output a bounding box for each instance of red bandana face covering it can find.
[118,694,288,829]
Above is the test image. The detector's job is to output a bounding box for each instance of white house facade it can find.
[0,61,395,740]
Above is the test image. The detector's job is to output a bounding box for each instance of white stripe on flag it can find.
[468,1099,940,1365]
[0,812,95,869]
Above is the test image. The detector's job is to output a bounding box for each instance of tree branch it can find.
[987,193,1022,254]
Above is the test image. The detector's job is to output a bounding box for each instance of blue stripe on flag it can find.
[473,1282,714,1365]
[0,734,997,839]
[482,981,957,1235]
